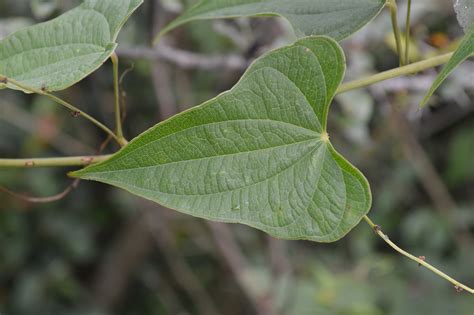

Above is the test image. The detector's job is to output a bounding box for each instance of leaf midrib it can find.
[88,136,322,177]
[99,118,321,172]
[91,141,324,197]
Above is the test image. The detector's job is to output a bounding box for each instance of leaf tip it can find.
[67,170,81,179]
[419,88,436,108]
[151,34,162,46]
[68,167,92,179]
[152,27,171,46]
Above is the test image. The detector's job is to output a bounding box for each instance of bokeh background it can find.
[1,0,474,314]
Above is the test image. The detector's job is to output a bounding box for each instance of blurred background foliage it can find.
[0,0,474,314]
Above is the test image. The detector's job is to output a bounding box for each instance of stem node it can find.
[0,155,112,168]
[364,215,474,294]
[417,256,425,267]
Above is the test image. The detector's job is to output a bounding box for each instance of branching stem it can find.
[363,215,474,294]
[387,0,405,65]
[111,52,127,145]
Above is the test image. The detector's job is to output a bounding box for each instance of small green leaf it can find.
[0,0,142,92]
[420,23,474,108]
[153,0,386,44]
[73,36,371,242]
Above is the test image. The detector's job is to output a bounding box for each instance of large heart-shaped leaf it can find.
[153,0,386,44]
[73,36,371,242]
[420,23,474,108]
[0,0,142,92]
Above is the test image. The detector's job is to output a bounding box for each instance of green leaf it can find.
[0,0,142,92]
[73,36,371,242]
[153,0,386,44]
[420,23,474,108]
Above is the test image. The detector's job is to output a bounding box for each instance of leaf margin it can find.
[72,35,372,243]
[420,22,474,108]
[153,0,387,44]
[0,0,143,93]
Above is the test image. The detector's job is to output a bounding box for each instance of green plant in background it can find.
[0,0,473,296]
[152,0,386,42]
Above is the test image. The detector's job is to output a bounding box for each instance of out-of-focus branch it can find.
[267,236,293,314]
[146,207,221,315]
[267,236,291,278]
[117,45,249,70]
[0,99,93,154]
[390,109,457,216]
[389,107,474,244]
[150,0,180,126]
[364,87,474,245]
[92,212,155,311]
[151,55,177,119]
[208,223,277,315]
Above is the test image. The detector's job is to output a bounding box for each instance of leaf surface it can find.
[154,0,386,43]
[73,36,371,242]
[454,0,474,33]
[420,23,474,108]
[0,0,142,92]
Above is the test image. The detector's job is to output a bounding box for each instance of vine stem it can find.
[404,0,412,64]
[111,52,127,145]
[0,75,126,146]
[0,155,112,168]
[336,51,454,94]
[0,51,463,169]
[387,0,405,65]
[363,215,474,294]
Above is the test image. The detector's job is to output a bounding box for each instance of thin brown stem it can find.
[390,110,457,216]
[208,222,277,315]
[0,179,80,204]
[364,216,474,294]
